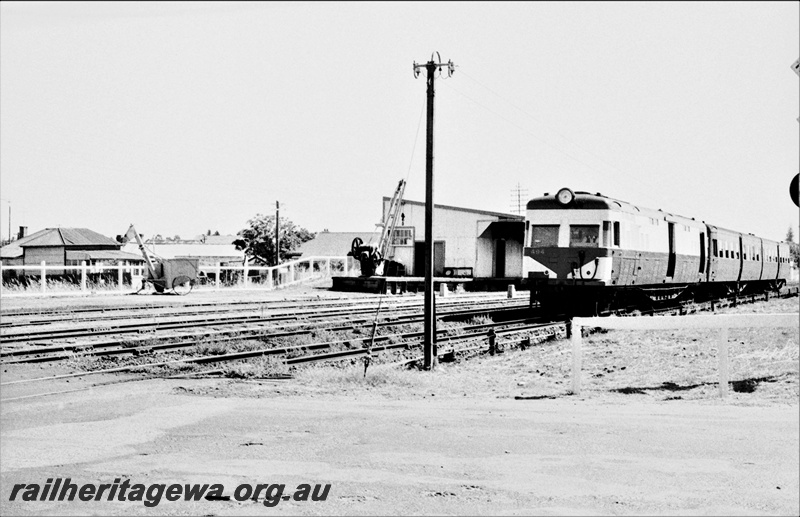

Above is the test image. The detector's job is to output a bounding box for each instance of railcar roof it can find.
[526,190,704,226]
[528,190,789,245]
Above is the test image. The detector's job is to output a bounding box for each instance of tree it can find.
[235,214,315,265]
[787,226,800,269]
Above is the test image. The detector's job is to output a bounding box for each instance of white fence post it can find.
[40,260,47,294]
[290,263,295,283]
[81,261,87,292]
[118,264,124,292]
[267,267,274,289]
[326,258,331,277]
[718,326,729,398]
[243,262,249,288]
[215,263,221,291]
[570,321,582,395]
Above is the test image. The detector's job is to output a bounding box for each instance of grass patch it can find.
[220,355,290,379]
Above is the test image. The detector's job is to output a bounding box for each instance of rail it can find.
[569,313,798,398]
[0,256,351,297]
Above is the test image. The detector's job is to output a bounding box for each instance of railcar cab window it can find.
[602,221,621,247]
[569,225,599,248]
[530,225,559,248]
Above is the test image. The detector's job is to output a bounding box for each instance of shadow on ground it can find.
[611,376,783,396]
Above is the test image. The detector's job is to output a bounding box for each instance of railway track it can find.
[0,292,522,325]
[0,294,529,343]
[1,286,794,402]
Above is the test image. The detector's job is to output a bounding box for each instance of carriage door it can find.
[699,232,706,277]
[666,222,676,278]
[737,236,744,282]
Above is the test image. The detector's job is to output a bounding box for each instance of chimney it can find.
[18,226,27,239]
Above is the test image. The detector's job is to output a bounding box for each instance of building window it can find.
[530,225,559,248]
[390,228,414,246]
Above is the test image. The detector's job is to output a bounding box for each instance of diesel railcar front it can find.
[524,188,791,314]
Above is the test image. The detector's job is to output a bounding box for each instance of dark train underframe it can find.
[529,277,787,316]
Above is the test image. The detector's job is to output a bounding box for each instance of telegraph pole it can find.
[414,52,455,370]
[275,201,280,266]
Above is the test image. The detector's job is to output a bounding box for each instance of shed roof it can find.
[387,197,524,221]
[295,232,377,257]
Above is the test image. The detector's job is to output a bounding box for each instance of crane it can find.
[348,179,407,276]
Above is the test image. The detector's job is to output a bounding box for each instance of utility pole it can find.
[275,201,280,266]
[414,52,455,370]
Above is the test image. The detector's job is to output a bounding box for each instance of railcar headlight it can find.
[556,188,575,206]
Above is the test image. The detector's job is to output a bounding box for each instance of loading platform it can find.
[331,276,525,294]
[331,276,472,294]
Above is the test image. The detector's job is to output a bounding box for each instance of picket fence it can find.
[0,256,350,297]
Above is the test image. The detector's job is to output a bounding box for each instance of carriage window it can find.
[602,221,611,247]
[613,222,620,246]
[712,239,718,257]
[569,225,599,248]
[530,225,559,248]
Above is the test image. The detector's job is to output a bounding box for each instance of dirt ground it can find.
[1,288,798,516]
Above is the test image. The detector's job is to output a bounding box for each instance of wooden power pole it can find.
[275,201,280,267]
[414,52,455,370]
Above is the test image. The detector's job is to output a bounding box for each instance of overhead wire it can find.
[362,94,428,370]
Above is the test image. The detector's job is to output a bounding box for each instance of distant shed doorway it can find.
[414,241,445,277]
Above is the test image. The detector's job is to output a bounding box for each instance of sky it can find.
[1,1,798,244]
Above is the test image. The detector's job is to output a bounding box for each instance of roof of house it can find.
[200,235,238,245]
[294,232,378,257]
[0,228,49,259]
[1,228,120,259]
[22,228,120,247]
[121,242,245,261]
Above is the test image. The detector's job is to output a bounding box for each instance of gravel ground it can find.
[1,287,798,515]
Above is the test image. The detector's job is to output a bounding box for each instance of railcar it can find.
[524,188,791,314]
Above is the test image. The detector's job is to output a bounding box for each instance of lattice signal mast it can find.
[510,183,528,215]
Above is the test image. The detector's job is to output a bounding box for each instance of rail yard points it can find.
[1,283,798,516]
